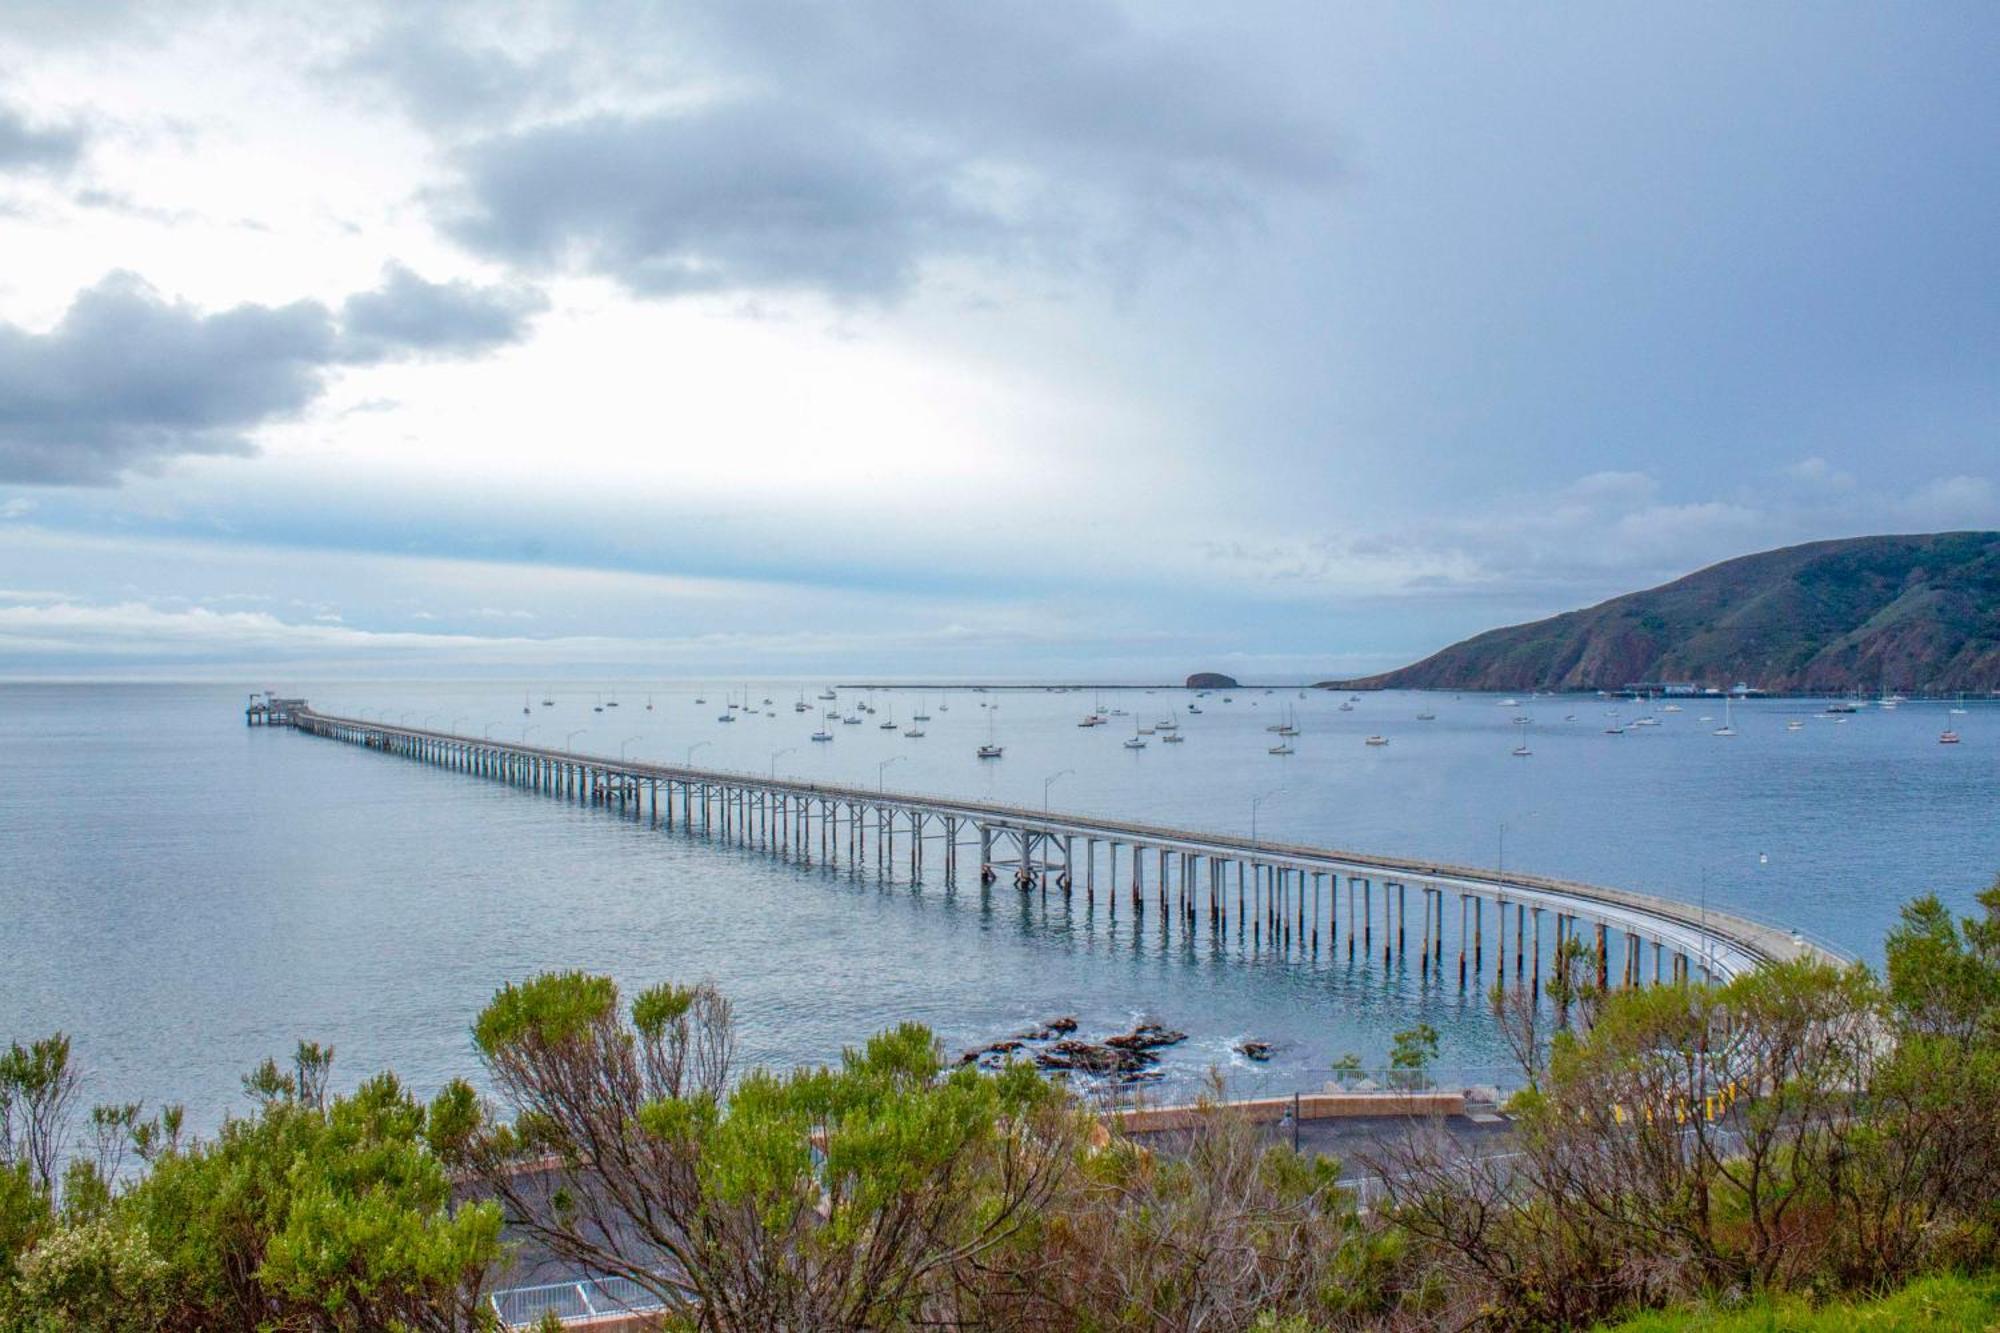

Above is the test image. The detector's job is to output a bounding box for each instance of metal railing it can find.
[490,1274,672,1328]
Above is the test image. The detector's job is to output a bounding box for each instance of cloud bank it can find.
[0,268,543,484]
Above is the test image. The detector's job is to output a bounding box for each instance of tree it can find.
[1388,1024,1439,1091]
[465,972,1084,1329]
[117,1056,502,1331]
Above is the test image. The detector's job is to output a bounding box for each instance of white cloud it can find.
[1897,474,1997,527]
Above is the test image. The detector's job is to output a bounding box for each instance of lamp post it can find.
[770,747,795,778]
[878,755,903,792]
[450,715,467,733]
[521,723,538,743]
[620,735,644,760]
[1044,768,1074,811]
[482,722,498,739]
[1250,788,1285,847]
[686,740,711,767]
[565,728,586,750]
[422,714,440,729]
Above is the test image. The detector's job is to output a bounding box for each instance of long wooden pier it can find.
[273,703,1837,987]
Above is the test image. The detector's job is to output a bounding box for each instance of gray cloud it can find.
[338,263,547,361]
[0,103,85,174]
[0,267,544,485]
[0,274,334,484]
[426,0,1336,300]
[448,104,971,300]
[335,17,576,127]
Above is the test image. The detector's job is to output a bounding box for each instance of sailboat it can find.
[913,696,931,722]
[1364,734,1388,747]
[978,707,1004,759]
[1511,717,1532,757]
[522,691,531,715]
[1713,696,1737,738]
[1950,694,1969,716]
[1162,714,1185,743]
[811,726,833,743]
[794,691,810,713]
[879,706,898,730]
[818,687,837,701]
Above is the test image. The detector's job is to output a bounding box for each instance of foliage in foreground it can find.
[1593,1271,2000,1331]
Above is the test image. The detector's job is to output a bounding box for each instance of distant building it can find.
[1623,681,1700,696]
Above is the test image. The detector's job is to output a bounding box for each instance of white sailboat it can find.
[978,707,1004,759]
[1713,696,1737,737]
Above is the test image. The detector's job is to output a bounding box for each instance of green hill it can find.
[1329,532,2000,694]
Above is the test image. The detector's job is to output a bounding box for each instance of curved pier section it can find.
[277,704,1837,987]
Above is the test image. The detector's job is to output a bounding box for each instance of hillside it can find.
[1328,532,2000,694]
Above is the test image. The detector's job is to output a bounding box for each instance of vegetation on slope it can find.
[1333,532,2000,693]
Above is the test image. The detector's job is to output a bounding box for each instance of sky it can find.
[0,1,1994,681]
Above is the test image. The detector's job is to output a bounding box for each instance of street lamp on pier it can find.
[686,740,711,767]
[770,747,795,778]
[878,755,903,792]
[1044,768,1074,811]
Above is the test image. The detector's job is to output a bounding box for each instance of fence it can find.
[490,1274,673,1329]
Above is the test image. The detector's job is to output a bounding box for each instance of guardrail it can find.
[490,1275,672,1329]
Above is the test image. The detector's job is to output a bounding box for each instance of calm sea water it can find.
[4,681,1995,1130]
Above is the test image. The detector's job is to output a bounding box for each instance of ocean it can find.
[4,680,1994,1130]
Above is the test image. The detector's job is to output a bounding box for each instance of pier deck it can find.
[275,703,1838,986]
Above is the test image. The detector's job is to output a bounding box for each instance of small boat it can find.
[1415,710,1436,721]
[1162,732,1184,743]
[646,695,654,711]
[1078,716,1101,727]
[1511,743,1532,757]
[1498,698,1520,707]
[1787,719,1805,731]
[1267,742,1294,755]
[978,709,1003,758]
[794,691,810,713]
[716,712,735,723]
[1187,704,1202,714]
[1604,724,1625,735]
[1825,701,1859,714]
[593,705,603,713]
[903,725,926,738]
[1364,735,1388,747]
[1940,730,1961,745]
[843,714,862,726]
[1630,717,1659,727]
[1338,701,1354,712]
[1662,703,1682,713]
[1124,736,1147,750]
[913,696,931,721]
[818,689,837,701]
[811,729,833,742]
[694,697,706,705]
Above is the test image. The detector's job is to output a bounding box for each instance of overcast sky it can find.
[1,1,1993,680]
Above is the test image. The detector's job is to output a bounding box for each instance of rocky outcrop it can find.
[1186,672,1239,690]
